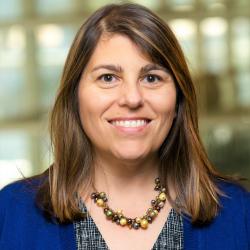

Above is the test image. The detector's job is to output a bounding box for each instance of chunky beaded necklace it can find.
[90,177,167,230]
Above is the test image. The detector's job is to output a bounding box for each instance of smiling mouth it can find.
[108,119,151,128]
[110,119,150,128]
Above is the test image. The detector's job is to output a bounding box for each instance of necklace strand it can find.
[90,177,167,230]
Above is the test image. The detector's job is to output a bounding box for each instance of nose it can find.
[118,81,144,109]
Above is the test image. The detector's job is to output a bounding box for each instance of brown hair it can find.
[35,3,238,224]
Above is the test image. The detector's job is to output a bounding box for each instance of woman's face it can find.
[78,34,176,162]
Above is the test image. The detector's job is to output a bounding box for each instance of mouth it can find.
[108,119,151,128]
[106,118,152,134]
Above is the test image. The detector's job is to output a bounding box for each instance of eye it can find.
[98,74,116,83]
[142,74,162,84]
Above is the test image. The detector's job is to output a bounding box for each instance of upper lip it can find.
[107,117,152,122]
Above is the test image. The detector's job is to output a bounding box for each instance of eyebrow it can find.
[91,63,169,74]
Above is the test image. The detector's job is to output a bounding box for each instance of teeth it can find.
[111,120,148,127]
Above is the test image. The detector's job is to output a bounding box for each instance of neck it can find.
[94,152,159,192]
[81,153,167,217]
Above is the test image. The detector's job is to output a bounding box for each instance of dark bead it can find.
[161,187,166,192]
[112,214,119,221]
[91,192,97,199]
[154,185,161,191]
[94,197,98,202]
[127,219,132,225]
[116,219,120,225]
[132,222,140,229]
[131,219,136,226]
[103,197,108,202]
[151,200,156,206]
[104,208,108,213]
[155,178,160,184]
[155,206,161,211]
[147,216,153,223]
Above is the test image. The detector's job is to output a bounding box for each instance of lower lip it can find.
[108,121,151,134]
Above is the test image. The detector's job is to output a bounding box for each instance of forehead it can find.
[96,33,141,51]
[85,33,154,68]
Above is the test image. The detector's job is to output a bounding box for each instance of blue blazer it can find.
[0,180,249,250]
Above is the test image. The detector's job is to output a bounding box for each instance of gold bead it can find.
[120,217,127,226]
[159,192,166,201]
[99,192,106,198]
[135,217,141,224]
[147,208,153,214]
[149,211,156,217]
[149,209,159,218]
[153,209,158,216]
[96,198,104,207]
[117,209,123,218]
[140,219,149,229]
[117,209,123,215]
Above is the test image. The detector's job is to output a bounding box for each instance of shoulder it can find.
[0,178,41,205]
[0,177,45,222]
[216,180,250,218]
[0,177,70,250]
[217,180,249,201]
[0,178,47,242]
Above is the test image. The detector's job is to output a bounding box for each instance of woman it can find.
[0,3,249,250]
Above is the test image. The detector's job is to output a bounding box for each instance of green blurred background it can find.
[0,0,250,189]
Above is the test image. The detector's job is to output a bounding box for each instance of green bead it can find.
[105,210,113,219]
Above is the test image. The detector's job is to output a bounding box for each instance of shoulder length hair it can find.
[36,3,238,224]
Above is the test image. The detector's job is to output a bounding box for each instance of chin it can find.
[113,148,149,161]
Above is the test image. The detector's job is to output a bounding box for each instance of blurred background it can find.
[0,0,250,189]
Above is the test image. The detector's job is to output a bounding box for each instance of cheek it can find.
[154,95,177,147]
[78,88,114,130]
[78,92,102,145]
[78,87,94,130]
[148,89,177,118]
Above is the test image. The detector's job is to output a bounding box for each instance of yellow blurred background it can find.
[0,0,250,189]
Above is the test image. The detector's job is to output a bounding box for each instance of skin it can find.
[78,33,176,176]
[78,34,177,250]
